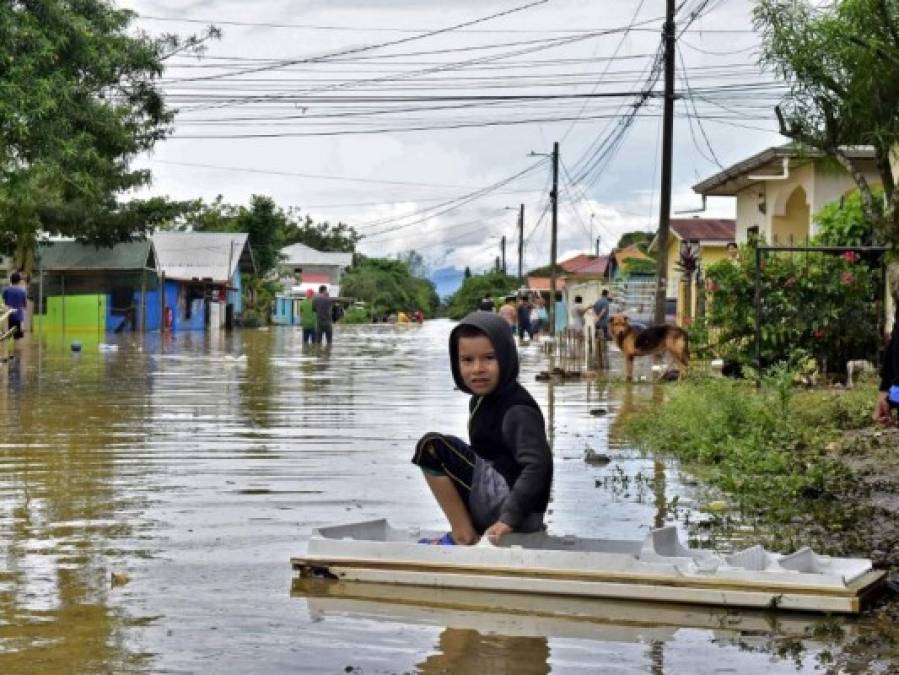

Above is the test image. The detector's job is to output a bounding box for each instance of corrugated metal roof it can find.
[152,232,253,283]
[37,240,155,272]
[280,243,353,268]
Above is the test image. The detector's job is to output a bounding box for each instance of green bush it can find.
[240,308,265,328]
[620,377,866,511]
[443,271,520,320]
[341,306,370,324]
[341,257,438,319]
[704,245,881,372]
[813,188,881,247]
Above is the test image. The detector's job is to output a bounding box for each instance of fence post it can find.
[754,245,762,377]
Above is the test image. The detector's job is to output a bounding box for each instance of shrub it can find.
[620,377,865,514]
[443,271,520,320]
[341,306,370,324]
[704,245,881,372]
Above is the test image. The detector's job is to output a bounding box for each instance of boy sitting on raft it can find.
[412,311,553,545]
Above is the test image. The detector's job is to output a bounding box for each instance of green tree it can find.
[0,0,218,270]
[755,0,899,245]
[341,257,439,318]
[443,271,519,320]
[282,211,360,252]
[616,231,654,252]
[235,196,287,277]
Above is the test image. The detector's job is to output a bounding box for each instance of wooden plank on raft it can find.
[291,560,885,614]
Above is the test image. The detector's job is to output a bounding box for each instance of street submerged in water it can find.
[0,320,890,673]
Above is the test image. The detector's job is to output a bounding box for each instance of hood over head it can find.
[449,311,519,395]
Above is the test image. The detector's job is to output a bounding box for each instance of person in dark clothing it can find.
[516,296,533,340]
[477,295,495,312]
[312,285,334,345]
[874,308,899,426]
[592,289,611,341]
[412,311,553,545]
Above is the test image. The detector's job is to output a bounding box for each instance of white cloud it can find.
[121,0,783,272]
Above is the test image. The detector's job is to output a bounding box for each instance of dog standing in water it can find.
[609,314,689,381]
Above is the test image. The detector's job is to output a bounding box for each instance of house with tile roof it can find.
[648,218,736,300]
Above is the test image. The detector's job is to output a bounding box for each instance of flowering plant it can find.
[704,245,881,371]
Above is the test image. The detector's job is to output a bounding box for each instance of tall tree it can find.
[235,195,287,277]
[282,210,360,252]
[0,0,218,271]
[755,0,899,245]
[616,231,654,252]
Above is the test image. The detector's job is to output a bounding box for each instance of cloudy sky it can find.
[120,0,784,273]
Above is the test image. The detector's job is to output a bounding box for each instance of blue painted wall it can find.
[228,271,243,314]
[103,288,163,333]
[272,294,295,326]
[165,280,205,332]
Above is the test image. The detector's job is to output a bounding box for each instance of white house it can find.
[279,243,353,297]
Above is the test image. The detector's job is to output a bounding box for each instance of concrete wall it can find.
[733,158,881,244]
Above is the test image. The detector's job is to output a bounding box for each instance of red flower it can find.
[841,251,859,264]
[840,270,855,285]
[813,328,825,339]
[706,279,718,292]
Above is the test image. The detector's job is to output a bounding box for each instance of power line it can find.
[145,159,506,189]
[559,0,648,144]
[168,0,551,84]
[358,160,547,238]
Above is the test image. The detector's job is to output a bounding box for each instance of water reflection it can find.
[0,334,154,672]
[0,322,869,673]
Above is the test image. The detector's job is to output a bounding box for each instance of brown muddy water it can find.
[0,321,879,673]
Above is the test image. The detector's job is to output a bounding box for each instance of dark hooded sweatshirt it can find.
[449,312,553,529]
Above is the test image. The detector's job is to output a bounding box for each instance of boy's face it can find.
[458,335,500,395]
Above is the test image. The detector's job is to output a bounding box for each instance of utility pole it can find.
[654,0,676,324]
[549,141,560,336]
[595,236,601,257]
[501,235,507,274]
[517,203,524,282]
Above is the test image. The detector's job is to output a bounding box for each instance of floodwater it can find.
[0,321,871,673]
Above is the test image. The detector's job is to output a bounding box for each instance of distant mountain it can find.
[429,266,465,299]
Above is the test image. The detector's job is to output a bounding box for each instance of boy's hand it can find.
[485,521,513,544]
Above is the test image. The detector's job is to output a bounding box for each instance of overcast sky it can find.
[120,0,784,273]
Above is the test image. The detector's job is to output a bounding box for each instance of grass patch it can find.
[618,375,877,554]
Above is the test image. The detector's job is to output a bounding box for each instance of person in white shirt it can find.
[569,295,586,331]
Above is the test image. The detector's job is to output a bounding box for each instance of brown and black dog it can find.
[609,314,689,381]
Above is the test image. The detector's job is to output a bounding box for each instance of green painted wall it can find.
[34,294,106,333]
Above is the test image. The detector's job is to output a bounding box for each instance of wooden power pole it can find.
[654,0,676,324]
[517,204,524,282]
[549,141,560,336]
[501,235,506,273]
